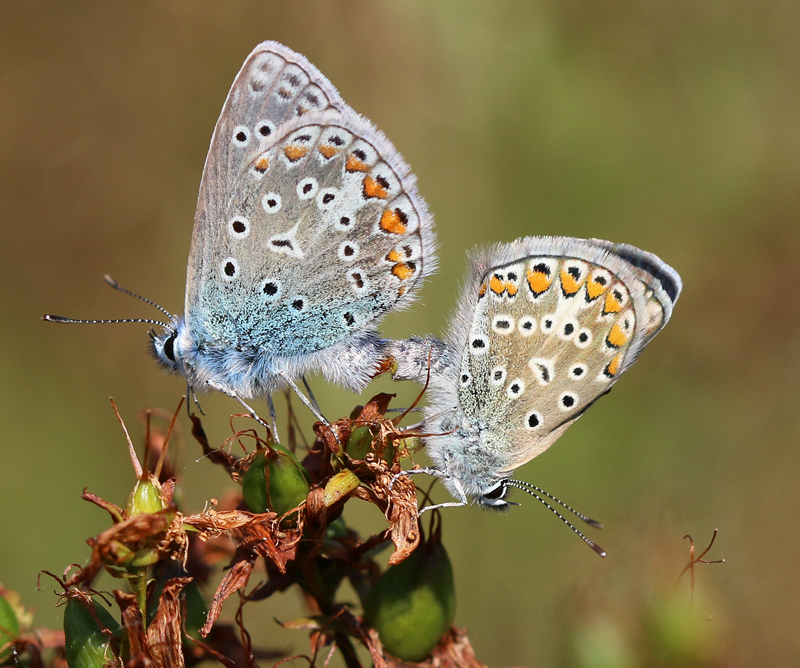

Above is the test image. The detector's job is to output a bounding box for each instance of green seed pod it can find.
[126,477,164,517]
[365,529,456,662]
[346,426,395,463]
[345,426,373,460]
[0,594,20,662]
[63,597,121,668]
[242,444,310,515]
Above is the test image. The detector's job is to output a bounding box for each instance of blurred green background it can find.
[2,1,799,666]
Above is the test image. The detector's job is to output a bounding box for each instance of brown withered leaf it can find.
[352,468,419,566]
[355,393,394,423]
[382,474,421,565]
[114,590,147,660]
[147,577,192,668]
[160,478,176,507]
[313,421,346,456]
[303,487,328,546]
[201,559,254,637]
[184,509,301,574]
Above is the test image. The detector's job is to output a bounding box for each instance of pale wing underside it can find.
[186,41,350,319]
[452,237,681,472]
[184,42,435,358]
[189,111,435,356]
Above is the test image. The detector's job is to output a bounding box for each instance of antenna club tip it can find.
[103,274,118,286]
[43,314,65,322]
[587,519,604,530]
[590,543,608,558]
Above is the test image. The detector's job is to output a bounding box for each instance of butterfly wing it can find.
[185,43,435,393]
[429,236,680,476]
[187,42,350,322]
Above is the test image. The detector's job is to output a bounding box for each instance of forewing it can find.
[186,41,350,317]
[188,110,435,357]
[452,237,680,472]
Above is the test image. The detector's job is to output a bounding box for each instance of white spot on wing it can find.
[268,223,303,259]
[262,192,282,213]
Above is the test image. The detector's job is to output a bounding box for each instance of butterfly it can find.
[387,237,680,523]
[45,42,436,422]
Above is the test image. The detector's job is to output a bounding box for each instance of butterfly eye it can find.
[482,481,508,501]
[163,333,177,363]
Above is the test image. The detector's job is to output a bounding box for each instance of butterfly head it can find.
[474,479,519,510]
[150,319,187,375]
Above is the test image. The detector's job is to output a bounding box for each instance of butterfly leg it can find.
[267,395,280,443]
[301,376,325,418]
[389,466,442,490]
[187,383,206,416]
[418,476,468,514]
[231,394,272,431]
[389,466,468,513]
[207,380,274,434]
[278,371,328,424]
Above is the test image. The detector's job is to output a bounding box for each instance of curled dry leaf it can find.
[114,590,146,659]
[201,559,254,637]
[147,577,192,668]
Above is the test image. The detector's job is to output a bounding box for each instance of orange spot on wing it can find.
[284,144,308,162]
[385,250,402,263]
[392,263,416,281]
[363,176,389,199]
[527,269,552,295]
[560,268,583,295]
[479,282,487,298]
[345,153,369,172]
[380,208,408,234]
[318,144,338,159]
[604,290,623,313]
[604,354,621,377]
[586,277,607,301]
[490,275,505,295]
[506,282,518,297]
[606,324,628,348]
[254,156,269,172]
